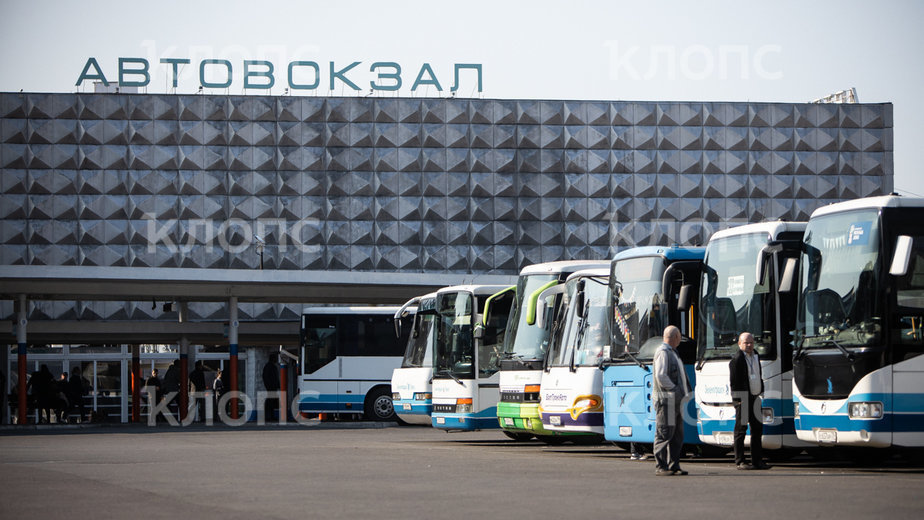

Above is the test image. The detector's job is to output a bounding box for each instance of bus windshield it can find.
[698,233,775,362]
[401,301,436,368]
[549,276,611,367]
[502,274,559,360]
[435,292,475,379]
[798,210,882,350]
[611,256,667,362]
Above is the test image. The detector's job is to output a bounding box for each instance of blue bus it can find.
[602,246,705,453]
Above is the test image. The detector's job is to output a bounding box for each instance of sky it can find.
[0,0,920,194]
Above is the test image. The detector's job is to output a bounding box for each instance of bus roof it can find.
[708,221,807,243]
[435,284,512,297]
[612,246,705,262]
[564,267,610,283]
[301,305,402,314]
[517,260,610,276]
[811,195,924,219]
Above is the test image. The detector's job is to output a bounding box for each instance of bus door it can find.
[302,315,339,411]
[477,290,515,415]
[888,217,924,444]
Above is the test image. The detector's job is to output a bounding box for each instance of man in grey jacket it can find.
[652,325,690,476]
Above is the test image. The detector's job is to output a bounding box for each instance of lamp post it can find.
[254,235,265,270]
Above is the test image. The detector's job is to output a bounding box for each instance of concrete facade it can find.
[0,93,894,321]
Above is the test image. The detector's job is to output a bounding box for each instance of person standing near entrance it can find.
[652,325,690,476]
[145,368,163,404]
[212,369,225,420]
[189,361,207,422]
[730,332,770,470]
[67,366,85,423]
[262,354,280,422]
[162,360,180,418]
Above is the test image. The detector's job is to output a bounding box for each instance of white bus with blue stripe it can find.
[391,293,437,425]
[694,221,808,453]
[793,195,924,448]
[298,306,411,421]
[431,284,516,431]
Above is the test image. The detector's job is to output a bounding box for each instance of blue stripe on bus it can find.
[795,413,924,433]
[298,394,364,413]
[795,393,923,416]
[698,418,795,436]
[432,414,501,430]
[393,400,433,416]
[432,407,499,430]
[698,398,796,437]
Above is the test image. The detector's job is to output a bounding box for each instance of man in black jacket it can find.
[729,332,770,470]
[263,354,280,422]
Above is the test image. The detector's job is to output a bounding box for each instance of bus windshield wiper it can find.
[794,333,829,360]
[616,350,649,372]
[502,352,531,367]
[819,338,856,362]
[437,369,465,386]
[795,334,855,362]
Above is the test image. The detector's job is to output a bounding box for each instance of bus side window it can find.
[895,235,924,358]
[479,292,514,377]
[304,317,337,374]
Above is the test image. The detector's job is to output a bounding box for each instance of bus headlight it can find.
[848,401,883,419]
[456,398,473,413]
[793,402,800,419]
[414,392,432,401]
[761,407,774,424]
[392,392,401,400]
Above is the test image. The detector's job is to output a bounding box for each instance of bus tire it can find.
[364,386,396,422]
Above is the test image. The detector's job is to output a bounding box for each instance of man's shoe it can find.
[655,468,673,476]
[736,463,754,470]
[753,462,772,470]
[672,469,689,476]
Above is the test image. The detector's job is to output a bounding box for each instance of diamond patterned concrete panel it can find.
[1,92,893,317]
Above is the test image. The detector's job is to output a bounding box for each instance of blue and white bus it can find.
[538,268,611,441]
[793,195,924,448]
[497,260,609,441]
[602,246,705,452]
[432,284,516,431]
[298,306,411,421]
[695,222,807,453]
[391,293,437,425]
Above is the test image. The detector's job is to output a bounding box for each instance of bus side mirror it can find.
[890,235,913,276]
[535,284,566,329]
[779,257,797,293]
[474,323,485,340]
[677,284,692,310]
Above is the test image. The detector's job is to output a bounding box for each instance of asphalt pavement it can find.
[2,423,923,519]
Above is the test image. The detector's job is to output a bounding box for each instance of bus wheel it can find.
[364,387,396,421]
[503,431,534,441]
